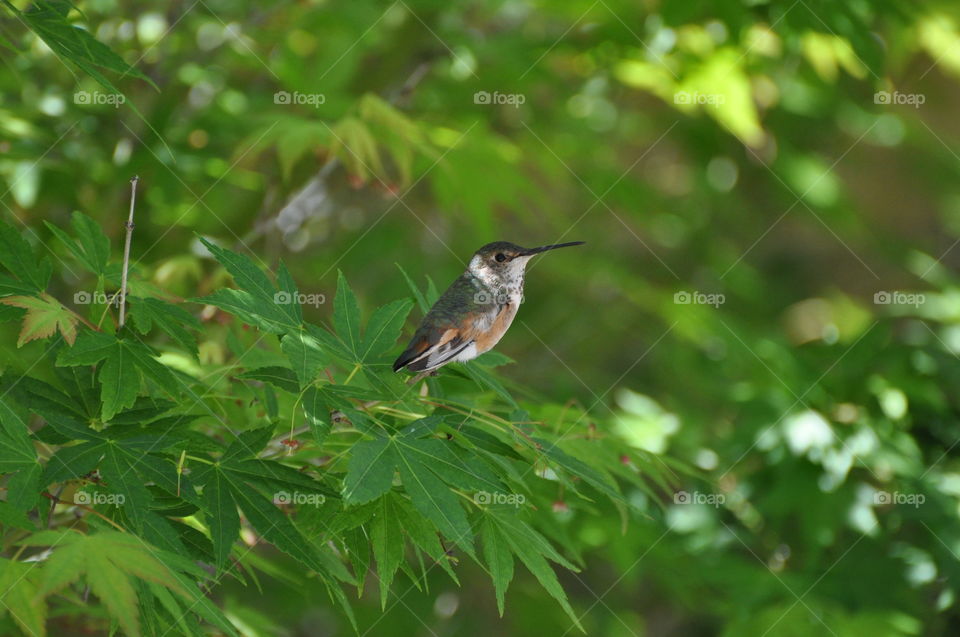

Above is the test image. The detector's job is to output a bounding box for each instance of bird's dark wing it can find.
[393,273,484,372]
[393,327,474,372]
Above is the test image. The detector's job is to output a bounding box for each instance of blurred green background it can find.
[4,0,960,634]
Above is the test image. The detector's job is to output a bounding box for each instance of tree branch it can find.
[118,175,139,328]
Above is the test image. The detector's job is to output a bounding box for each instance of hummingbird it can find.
[393,241,585,375]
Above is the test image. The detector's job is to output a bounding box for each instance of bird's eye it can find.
[495,253,506,262]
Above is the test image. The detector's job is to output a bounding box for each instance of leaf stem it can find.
[418,398,509,432]
[343,363,361,385]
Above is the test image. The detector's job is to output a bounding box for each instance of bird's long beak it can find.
[520,241,585,256]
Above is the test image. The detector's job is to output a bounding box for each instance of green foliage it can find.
[45,211,111,277]
[1,294,77,346]
[17,530,233,637]
[3,0,960,634]
[194,238,302,334]
[0,215,649,635]
[6,1,154,94]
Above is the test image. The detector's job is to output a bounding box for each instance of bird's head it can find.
[468,240,584,285]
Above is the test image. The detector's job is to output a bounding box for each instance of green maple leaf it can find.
[299,383,378,444]
[343,436,397,503]
[392,491,459,581]
[0,275,37,298]
[360,298,413,362]
[0,557,46,637]
[342,416,505,555]
[198,254,411,374]
[481,517,514,617]
[366,492,458,607]
[194,238,301,334]
[396,263,431,314]
[39,415,325,580]
[109,396,176,425]
[445,360,517,407]
[44,211,110,276]
[38,412,194,532]
[129,296,201,357]
[195,463,330,573]
[237,366,300,393]
[481,511,583,631]
[535,437,630,510]
[328,272,413,365]
[0,398,38,476]
[333,270,362,357]
[301,385,333,444]
[370,495,404,608]
[281,327,329,386]
[0,218,52,292]
[0,501,33,530]
[1,294,78,346]
[18,529,236,637]
[0,398,41,511]
[56,330,178,420]
[15,2,156,90]
[192,426,335,573]
[203,466,237,571]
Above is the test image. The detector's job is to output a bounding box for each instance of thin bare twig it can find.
[118,175,139,328]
